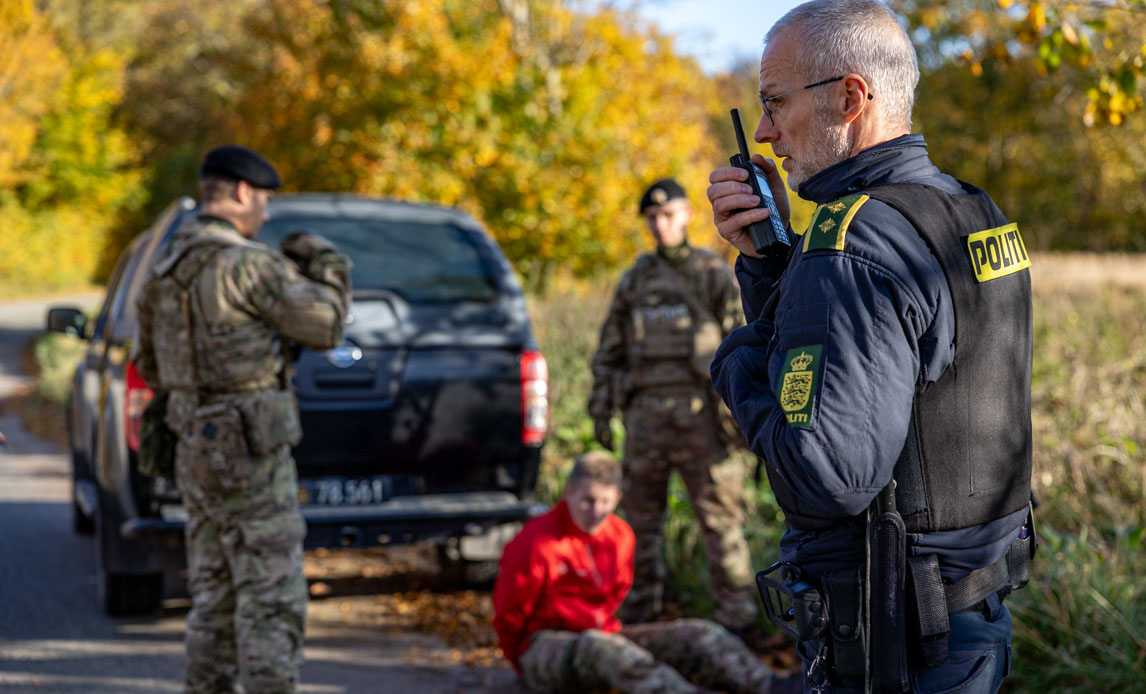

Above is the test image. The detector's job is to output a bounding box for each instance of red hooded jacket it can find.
[492,500,635,670]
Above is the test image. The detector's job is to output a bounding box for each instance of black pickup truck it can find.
[48,194,548,615]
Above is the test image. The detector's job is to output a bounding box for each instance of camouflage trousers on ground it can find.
[176,439,308,694]
[519,618,778,694]
[620,392,758,629]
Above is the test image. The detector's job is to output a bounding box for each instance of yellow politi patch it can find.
[804,194,869,252]
[965,223,1030,282]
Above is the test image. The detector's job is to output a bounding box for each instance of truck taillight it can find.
[520,349,548,446]
[125,362,154,453]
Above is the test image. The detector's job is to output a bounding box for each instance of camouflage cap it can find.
[200,145,282,190]
[639,178,686,214]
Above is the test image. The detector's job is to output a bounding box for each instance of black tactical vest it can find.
[770,181,1032,534]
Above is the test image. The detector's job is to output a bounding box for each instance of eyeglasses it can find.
[758,76,873,126]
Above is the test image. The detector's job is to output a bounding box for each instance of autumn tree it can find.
[890,0,1146,250]
[0,0,143,290]
[118,0,726,291]
[0,0,66,188]
[893,0,1146,126]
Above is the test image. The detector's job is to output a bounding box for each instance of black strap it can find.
[944,558,1009,613]
[906,555,950,668]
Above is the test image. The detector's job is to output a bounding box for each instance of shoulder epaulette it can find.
[802,193,870,252]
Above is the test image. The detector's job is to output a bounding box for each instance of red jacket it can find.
[492,500,635,670]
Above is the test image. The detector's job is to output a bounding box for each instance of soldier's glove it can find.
[593,417,615,452]
[280,229,338,271]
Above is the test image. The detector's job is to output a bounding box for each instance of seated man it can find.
[493,451,786,694]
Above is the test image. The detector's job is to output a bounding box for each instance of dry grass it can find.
[1029,252,1146,289]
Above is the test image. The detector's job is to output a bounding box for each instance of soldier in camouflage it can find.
[134,145,350,694]
[588,178,758,632]
[493,452,785,694]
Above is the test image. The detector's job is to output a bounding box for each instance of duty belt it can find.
[756,489,1037,693]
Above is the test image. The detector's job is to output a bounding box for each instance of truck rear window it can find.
[259,218,498,303]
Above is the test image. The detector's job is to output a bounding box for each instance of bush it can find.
[30,332,87,405]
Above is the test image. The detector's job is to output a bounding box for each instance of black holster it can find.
[869,487,910,692]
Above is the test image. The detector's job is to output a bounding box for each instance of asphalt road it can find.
[0,295,520,693]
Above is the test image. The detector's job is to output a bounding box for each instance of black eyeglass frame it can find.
[758,76,873,126]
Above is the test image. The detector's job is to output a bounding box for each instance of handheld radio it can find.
[729,108,791,255]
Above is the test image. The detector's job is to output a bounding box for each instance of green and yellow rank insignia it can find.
[803,194,869,252]
[777,345,823,428]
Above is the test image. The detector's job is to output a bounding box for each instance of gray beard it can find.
[785,118,853,190]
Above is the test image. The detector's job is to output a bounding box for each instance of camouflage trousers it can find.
[620,391,757,629]
[176,438,308,694]
[519,618,778,694]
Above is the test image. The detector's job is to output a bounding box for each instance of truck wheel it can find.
[70,445,94,535]
[71,469,94,536]
[94,507,162,616]
[100,572,163,617]
[72,494,95,536]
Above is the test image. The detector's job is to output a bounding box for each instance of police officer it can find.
[588,178,758,634]
[134,145,350,693]
[707,1,1033,692]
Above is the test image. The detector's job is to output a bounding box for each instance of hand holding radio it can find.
[707,109,793,258]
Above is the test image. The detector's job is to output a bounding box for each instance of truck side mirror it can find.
[46,307,87,338]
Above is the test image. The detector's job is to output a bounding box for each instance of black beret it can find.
[200,145,282,190]
[639,178,687,214]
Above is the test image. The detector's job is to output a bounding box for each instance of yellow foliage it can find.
[189,0,729,290]
[0,0,67,187]
[0,197,105,291]
[0,0,143,293]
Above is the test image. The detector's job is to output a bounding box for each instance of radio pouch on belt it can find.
[870,486,909,692]
[822,568,866,679]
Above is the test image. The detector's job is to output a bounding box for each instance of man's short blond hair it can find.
[567,451,622,490]
[198,177,237,204]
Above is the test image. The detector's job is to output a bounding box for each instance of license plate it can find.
[299,476,393,506]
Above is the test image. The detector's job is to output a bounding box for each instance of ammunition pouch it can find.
[237,389,303,455]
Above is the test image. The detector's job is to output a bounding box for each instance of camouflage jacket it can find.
[588,245,743,420]
[134,216,350,429]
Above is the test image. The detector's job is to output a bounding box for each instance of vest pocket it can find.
[187,404,251,492]
[238,390,303,456]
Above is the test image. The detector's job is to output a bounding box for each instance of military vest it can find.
[146,221,286,421]
[626,250,721,390]
[769,182,1032,534]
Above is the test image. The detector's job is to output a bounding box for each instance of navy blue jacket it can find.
[711,134,1025,581]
